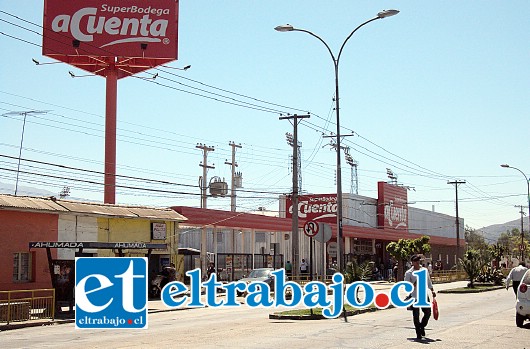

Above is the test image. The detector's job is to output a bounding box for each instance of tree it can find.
[488,244,504,268]
[386,235,431,281]
[343,259,373,284]
[497,228,527,260]
[465,226,488,251]
[459,249,488,288]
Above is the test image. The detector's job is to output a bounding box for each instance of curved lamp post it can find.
[275,9,399,272]
[501,164,529,261]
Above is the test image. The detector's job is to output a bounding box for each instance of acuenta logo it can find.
[290,200,337,219]
[50,5,170,48]
[161,269,432,318]
[384,200,408,229]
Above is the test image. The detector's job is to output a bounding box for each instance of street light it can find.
[2,110,49,195]
[275,9,399,272]
[501,164,529,261]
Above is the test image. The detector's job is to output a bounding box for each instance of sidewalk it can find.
[0,280,469,331]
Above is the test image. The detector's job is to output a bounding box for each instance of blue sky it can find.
[1,1,529,235]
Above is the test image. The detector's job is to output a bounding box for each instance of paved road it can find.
[1,282,528,348]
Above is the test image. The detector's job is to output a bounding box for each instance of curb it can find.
[0,318,74,331]
[438,285,504,294]
[0,307,189,332]
[269,305,390,320]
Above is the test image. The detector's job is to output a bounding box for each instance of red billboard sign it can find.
[377,181,408,230]
[43,0,179,77]
[286,194,337,224]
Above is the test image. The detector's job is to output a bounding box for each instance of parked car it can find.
[237,268,275,296]
[516,269,530,327]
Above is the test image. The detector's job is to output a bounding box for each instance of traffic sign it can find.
[303,220,319,237]
[520,244,527,251]
[327,241,337,257]
[315,222,333,243]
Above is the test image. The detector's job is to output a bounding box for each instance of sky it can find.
[1,1,529,236]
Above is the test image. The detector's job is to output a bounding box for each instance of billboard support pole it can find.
[104,64,118,204]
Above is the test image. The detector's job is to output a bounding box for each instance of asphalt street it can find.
[1,281,528,349]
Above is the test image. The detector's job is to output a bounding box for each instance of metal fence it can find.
[0,289,55,325]
[431,270,467,283]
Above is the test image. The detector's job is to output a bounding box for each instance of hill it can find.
[480,217,529,243]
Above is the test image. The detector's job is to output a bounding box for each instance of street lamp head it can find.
[377,9,400,18]
[500,164,510,168]
[274,24,294,32]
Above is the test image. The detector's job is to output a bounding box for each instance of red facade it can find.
[0,210,57,291]
[377,181,408,230]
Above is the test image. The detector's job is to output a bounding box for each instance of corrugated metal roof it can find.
[0,194,187,221]
[126,207,185,220]
[57,201,138,218]
[0,195,68,212]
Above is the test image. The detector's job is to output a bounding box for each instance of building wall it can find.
[95,218,176,271]
[0,210,57,291]
[423,244,461,270]
[57,215,98,259]
[408,207,464,239]
[343,194,377,228]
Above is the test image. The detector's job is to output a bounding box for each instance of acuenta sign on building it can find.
[377,181,408,230]
[284,182,409,230]
[282,182,410,256]
[285,194,338,224]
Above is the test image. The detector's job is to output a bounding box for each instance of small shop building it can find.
[0,194,186,305]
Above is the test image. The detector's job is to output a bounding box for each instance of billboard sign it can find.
[377,181,408,230]
[43,0,179,76]
[286,194,337,224]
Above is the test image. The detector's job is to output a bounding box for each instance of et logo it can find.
[75,257,148,329]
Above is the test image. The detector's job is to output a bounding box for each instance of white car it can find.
[516,269,530,327]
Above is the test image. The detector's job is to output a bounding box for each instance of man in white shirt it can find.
[404,254,436,340]
[506,262,528,295]
[300,259,308,274]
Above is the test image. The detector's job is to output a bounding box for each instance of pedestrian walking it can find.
[404,254,436,340]
[505,262,528,295]
[207,262,216,279]
[300,258,308,274]
[285,261,292,277]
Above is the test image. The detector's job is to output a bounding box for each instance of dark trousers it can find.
[512,280,521,295]
[412,307,431,337]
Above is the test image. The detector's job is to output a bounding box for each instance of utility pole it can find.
[515,205,526,261]
[225,142,242,212]
[196,143,214,275]
[323,133,353,271]
[196,143,215,208]
[448,180,466,263]
[280,114,309,277]
[225,142,242,281]
[286,133,302,191]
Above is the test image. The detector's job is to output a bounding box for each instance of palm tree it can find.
[459,249,487,288]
